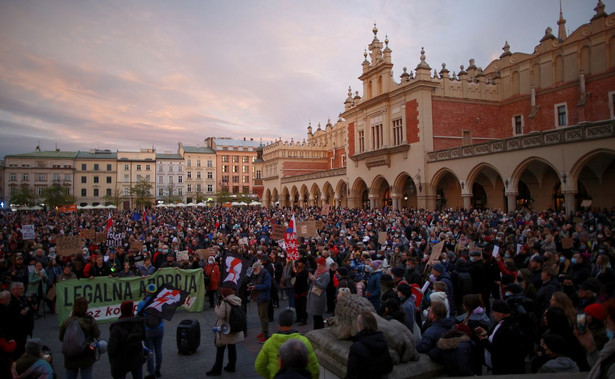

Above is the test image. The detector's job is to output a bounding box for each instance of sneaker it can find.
[258,336,268,343]
[256,333,263,339]
[155,370,161,377]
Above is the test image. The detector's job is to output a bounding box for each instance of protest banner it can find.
[272,224,286,240]
[238,237,248,246]
[106,232,125,248]
[81,229,95,239]
[425,241,445,269]
[55,235,83,256]
[95,232,106,243]
[21,225,35,240]
[56,268,205,326]
[129,240,143,252]
[176,250,189,262]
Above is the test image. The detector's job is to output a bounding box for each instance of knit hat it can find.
[455,323,473,338]
[317,257,327,266]
[120,300,134,317]
[370,260,382,270]
[145,283,158,294]
[432,263,445,273]
[542,334,569,356]
[391,267,405,279]
[585,303,607,321]
[491,299,511,314]
[25,338,42,356]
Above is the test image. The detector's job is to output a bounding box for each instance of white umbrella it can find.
[238,202,247,206]
[94,204,106,209]
[155,203,166,208]
[106,204,117,209]
[166,203,177,207]
[176,203,186,207]
[231,201,240,206]
[187,202,197,207]
[249,201,261,206]
[30,205,43,210]
[82,205,94,209]
[196,202,207,207]
[77,205,84,210]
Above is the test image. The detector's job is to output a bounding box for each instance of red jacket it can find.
[204,263,221,291]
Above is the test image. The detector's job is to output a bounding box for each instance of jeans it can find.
[66,365,93,379]
[257,302,269,338]
[114,365,143,379]
[210,344,236,372]
[285,287,295,309]
[146,326,164,375]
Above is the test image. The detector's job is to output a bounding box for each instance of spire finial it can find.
[372,22,378,37]
[592,1,607,21]
[557,0,567,41]
[385,35,389,47]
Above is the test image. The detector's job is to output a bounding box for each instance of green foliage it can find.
[10,184,37,207]
[130,179,153,209]
[103,187,123,207]
[42,183,75,208]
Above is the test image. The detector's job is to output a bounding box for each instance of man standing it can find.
[108,301,147,379]
[8,282,32,360]
[137,284,164,378]
[255,310,319,379]
[250,261,272,343]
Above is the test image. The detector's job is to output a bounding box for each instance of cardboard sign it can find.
[272,224,286,241]
[238,237,248,246]
[21,225,35,240]
[296,221,319,238]
[176,250,189,262]
[425,241,445,269]
[56,235,83,256]
[315,221,325,229]
[82,229,95,239]
[130,240,143,252]
[378,231,388,244]
[321,204,330,215]
[95,232,107,243]
[195,249,212,261]
[561,237,573,250]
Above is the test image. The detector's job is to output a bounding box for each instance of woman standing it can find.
[346,311,393,379]
[307,257,330,330]
[204,256,221,308]
[294,259,309,325]
[59,296,101,379]
[207,286,244,376]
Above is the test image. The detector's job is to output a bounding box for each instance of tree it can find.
[130,179,153,210]
[10,184,37,207]
[160,185,182,204]
[195,191,205,203]
[42,184,76,208]
[104,187,124,207]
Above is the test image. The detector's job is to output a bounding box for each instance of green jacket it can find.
[255,330,320,379]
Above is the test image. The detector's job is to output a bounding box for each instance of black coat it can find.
[108,317,146,377]
[482,316,525,375]
[346,331,393,379]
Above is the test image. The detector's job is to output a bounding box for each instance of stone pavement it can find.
[31,296,323,379]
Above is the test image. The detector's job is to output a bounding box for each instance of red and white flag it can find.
[285,214,299,260]
[105,212,113,234]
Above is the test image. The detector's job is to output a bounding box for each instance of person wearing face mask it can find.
[567,252,590,287]
[204,256,221,308]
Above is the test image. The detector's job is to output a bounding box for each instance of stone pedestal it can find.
[306,328,446,379]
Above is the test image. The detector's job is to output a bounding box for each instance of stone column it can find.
[462,194,472,211]
[333,194,340,208]
[391,193,400,210]
[369,194,378,209]
[347,196,359,209]
[505,192,517,213]
[308,194,315,207]
[563,190,577,214]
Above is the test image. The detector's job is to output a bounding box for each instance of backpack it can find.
[124,325,145,362]
[224,299,246,333]
[62,319,88,357]
[143,312,162,329]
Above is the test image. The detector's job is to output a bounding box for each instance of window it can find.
[221,155,229,162]
[159,175,164,183]
[136,165,142,171]
[159,188,164,196]
[371,123,383,150]
[107,164,112,171]
[124,164,129,171]
[392,118,403,146]
[207,160,213,167]
[53,174,60,181]
[124,174,129,182]
[123,188,130,196]
[93,176,99,184]
[207,172,213,179]
[243,175,249,183]
[81,164,87,170]
[342,155,347,167]
[242,156,249,163]
[196,184,201,192]
[233,175,239,183]
[187,159,192,167]
[81,176,87,184]
[37,187,44,196]
[168,176,173,184]
[187,184,192,192]
[222,176,229,183]
[358,130,365,153]
[94,164,99,171]
[232,186,239,194]
[252,157,256,163]
[207,184,213,192]
[106,189,112,196]
[233,166,238,173]
[178,188,183,196]
[222,165,229,173]
[197,160,201,167]
[146,165,151,171]
[512,115,523,135]
[178,164,182,172]
[232,155,239,163]
[555,103,567,127]
[331,157,335,169]
[178,176,183,183]
[187,171,192,179]
[65,174,71,181]
[159,164,164,172]
[196,172,202,179]
[137,175,142,181]
[93,188,99,196]
[10,173,16,181]
[37,173,45,181]
[242,166,249,173]
[81,189,87,196]
[609,91,615,119]
[462,130,472,146]
[243,186,250,194]
[145,175,150,181]
[255,170,261,179]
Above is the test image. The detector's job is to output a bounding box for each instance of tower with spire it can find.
[357,23,394,101]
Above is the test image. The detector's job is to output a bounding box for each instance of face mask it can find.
[505,292,512,297]
[504,254,510,259]
[607,328,614,340]
[470,257,476,263]
[442,259,448,264]
[571,258,578,265]
[163,249,169,253]
[559,256,565,263]
[208,260,214,264]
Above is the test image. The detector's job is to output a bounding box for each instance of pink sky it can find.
[0,0,601,156]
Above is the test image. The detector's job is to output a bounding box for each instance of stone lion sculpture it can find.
[326,293,419,364]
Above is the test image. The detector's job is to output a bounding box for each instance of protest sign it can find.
[129,240,143,252]
[21,225,35,240]
[296,221,319,238]
[106,232,125,248]
[378,231,388,244]
[55,235,82,256]
[56,268,204,326]
[561,237,573,250]
[425,241,445,269]
[195,249,212,261]
[176,250,189,262]
[81,229,95,239]
[272,224,286,240]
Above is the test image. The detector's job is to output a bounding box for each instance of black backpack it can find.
[224,299,246,333]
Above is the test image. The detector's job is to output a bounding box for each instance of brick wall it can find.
[348,122,355,156]
[405,99,420,143]
[282,161,330,177]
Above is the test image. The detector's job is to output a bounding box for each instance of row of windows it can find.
[9,173,71,182]
[221,165,251,173]
[80,176,113,184]
[80,188,112,197]
[185,159,213,167]
[80,163,113,171]
[221,156,254,163]
[9,186,70,196]
[184,184,214,193]
[220,175,251,183]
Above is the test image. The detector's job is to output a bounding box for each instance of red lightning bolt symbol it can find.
[151,290,179,309]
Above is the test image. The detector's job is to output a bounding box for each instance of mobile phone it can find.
[577,313,586,334]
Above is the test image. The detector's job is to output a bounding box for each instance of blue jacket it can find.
[366,270,383,307]
[253,268,272,303]
[416,317,454,354]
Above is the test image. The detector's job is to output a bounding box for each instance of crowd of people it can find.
[0,204,614,378]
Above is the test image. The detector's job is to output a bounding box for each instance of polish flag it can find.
[105,212,113,234]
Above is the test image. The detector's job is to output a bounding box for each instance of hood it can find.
[436,332,470,350]
[432,317,455,330]
[544,356,579,371]
[355,331,388,354]
[430,291,448,303]
[223,294,241,306]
